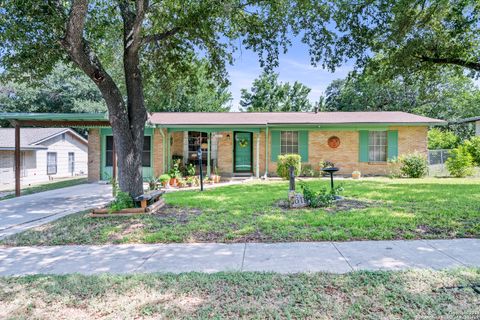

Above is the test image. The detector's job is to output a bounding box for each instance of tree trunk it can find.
[61,0,148,198]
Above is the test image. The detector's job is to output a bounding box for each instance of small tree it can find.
[277,154,302,180]
[446,146,474,178]
[464,137,480,166]
[428,128,460,150]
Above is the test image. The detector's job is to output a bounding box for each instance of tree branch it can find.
[142,27,181,45]
[419,56,480,72]
[60,0,127,125]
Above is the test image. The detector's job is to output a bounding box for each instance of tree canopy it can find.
[329,0,480,78]
[240,72,312,112]
[0,0,337,196]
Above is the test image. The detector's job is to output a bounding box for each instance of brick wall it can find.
[152,128,164,176]
[217,131,233,174]
[87,128,100,182]
[264,126,428,176]
[88,125,429,179]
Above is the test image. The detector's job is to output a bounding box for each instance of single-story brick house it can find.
[0,128,88,190]
[86,111,446,181]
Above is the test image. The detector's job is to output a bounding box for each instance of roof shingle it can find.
[148,111,446,126]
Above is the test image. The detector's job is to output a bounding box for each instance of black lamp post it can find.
[197,147,204,191]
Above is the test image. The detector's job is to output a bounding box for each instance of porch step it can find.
[230,174,253,180]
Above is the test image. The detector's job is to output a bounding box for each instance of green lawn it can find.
[2,178,479,245]
[0,269,478,319]
[0,178,87,201]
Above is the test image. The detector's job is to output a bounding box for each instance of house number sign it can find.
[327,136,340,149]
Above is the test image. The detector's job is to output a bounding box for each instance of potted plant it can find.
[177,177,186,188]
[159,174,171,188]
[186,163,196,177]
[168,161,182,186]
[352,170,361,179]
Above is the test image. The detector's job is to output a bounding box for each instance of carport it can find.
[0,113,110,197]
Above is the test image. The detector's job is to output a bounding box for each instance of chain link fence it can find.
[428,149,451,176]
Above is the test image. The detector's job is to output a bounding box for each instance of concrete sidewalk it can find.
[1,239,478,276]
[0,183,112,239]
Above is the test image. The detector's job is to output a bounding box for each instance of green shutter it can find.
[359,130,369,162]
[299,131,309,162]
[271,130,280,162]
[387,130,398,160]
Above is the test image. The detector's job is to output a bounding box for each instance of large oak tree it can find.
[1,0,335,196]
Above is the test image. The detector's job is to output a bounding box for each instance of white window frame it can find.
[368,131,387,162]
[47,152,57,175]
[280,131,299,155]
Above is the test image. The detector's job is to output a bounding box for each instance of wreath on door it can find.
[238,138,249,148]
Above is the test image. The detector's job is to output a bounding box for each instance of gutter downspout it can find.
[159,126,166,173]
[264,126,269,178]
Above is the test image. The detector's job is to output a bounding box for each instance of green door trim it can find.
[233,131,253,173]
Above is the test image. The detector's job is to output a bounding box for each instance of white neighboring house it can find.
[0,128,88,190]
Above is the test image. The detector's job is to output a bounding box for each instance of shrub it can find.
[464,136,480,166]
[159,174,171,184]
[169,160,182,179]
[428,128,460,150]
[319,160,335,169]
[109,191,134,212]
[300,183,342,208]
[277,154,301,179]
[300,164,316,177]
[185,163,196,176]
[397,152,428,178]
[446,145,474,177]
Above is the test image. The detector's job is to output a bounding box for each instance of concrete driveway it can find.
[0,183,112,238]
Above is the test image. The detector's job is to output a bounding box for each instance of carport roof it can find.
[0,112,110,127]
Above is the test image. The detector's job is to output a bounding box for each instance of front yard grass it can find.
[1,269,479,319]
[2,178,479,245]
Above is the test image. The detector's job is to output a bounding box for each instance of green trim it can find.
[299,131,309,162]
[387,130,399,160]
[207,132,211,176]
[359,130,369,162]
[100,128,154,180]
[0,112,108,121]
[265,127,269,176]
[270,130,280,162]
[166,127,260,133]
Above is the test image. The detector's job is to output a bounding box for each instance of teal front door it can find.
[234,132,252,172]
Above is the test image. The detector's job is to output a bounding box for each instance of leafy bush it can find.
[109,191,134,212]
[397,152,428,178]
[464,136,480,166]
[319,160,335,169]
[300,164,317,177]
[428,128,459,150]
[169,160,182,178]
[186,163,196,176]
[300,183,343,208]
[446,145,474,177]
[277,154,301,179]
[159,174,171,184]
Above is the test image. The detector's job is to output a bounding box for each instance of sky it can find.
[226,38,355,111]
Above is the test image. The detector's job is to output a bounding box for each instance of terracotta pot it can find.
[352,172,361,179]
[170,178,177,186]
